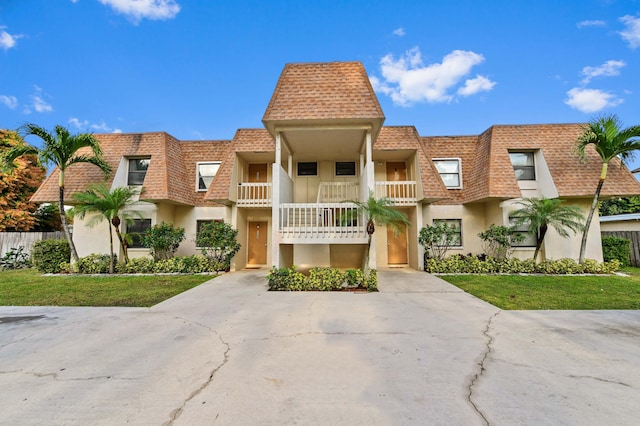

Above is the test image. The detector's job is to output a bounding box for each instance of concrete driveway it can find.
[1,269,639,425]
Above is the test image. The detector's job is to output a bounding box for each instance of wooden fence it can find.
[0,232,65,258]
[601,231,640,267]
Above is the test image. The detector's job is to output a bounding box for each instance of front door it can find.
[249,163,267,183]
[248,221,267,265]
[386,162,407,198]
[387,223,408,264]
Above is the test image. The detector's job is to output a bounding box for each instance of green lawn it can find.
[439,268,640,310]
[0,269,214,307]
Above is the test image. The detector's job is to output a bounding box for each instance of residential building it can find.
[31,61,640,270]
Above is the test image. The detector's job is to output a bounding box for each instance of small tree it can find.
[195,220,241,272]
[511,197,585,262]
[347,192,410,276]
[478,224,524,259]
[419,222,460,261]
[72,183,143,273]
[142,222,185,261]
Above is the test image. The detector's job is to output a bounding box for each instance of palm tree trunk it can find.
[579,163,607,264]
[363,234,372,277]
[533,225,548,262]
[108,224,114,274]
[59,185,79,262]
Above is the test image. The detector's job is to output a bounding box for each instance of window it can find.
[509,217,537,247]
[126,219,151,248]
[197,162,221,191]
[433,219,462,247]
[336,161,356,176]
[297,162,317,176]
[195,219,222,239]
[128,158,150,186]
[509,152,535,181]
[433,159,461,188]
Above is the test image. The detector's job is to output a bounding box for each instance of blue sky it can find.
[1,0,640,167]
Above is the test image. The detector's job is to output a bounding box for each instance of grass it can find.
[438,267,640,310]
[0,268,214,307]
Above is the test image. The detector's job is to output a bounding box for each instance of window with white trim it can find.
[433,219,462,247]
[197,162,221,191]
[509,217,538,247]
[433,158,462,189]
[509,152,535,181]
[126,219,151,248]
[127,158,150,186]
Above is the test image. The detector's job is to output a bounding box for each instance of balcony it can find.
[317,182,359,203]
[375,181,417,206]
[237,183,272,207]
[279,203,368,244]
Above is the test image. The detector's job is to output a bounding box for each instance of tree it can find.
[576,114,640,263]
[0,130,46,231]
[1,124,111,262]
[348,192,410,276]
[141,222,185,261]
[419,222,461,261]
[477,224,524,259]
[195,220,241,272]
[599,195,640,216]
[510,197,585,262]
[72,183,143,273]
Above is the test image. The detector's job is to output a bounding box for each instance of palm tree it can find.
[2,124,111,262]
[348,192,410,276]
[576,114,640,263]
[510,197,585,262]
[72,183,143,273]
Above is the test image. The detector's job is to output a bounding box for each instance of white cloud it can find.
[619,15,640,49]
[457,75,496,96]
[581,59,625,84]
[32,96,53,112]
[577,20,606,29]
[99,0,181,23]
[69,117,122,133]
[0,95,18,109]
[392,27,405,37]
[0,27,23,50]
[565,87,623,113]
[371,47,495,105]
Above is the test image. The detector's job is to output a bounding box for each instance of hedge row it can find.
[267,266,377,291]
[425,256,621,274]
[59,254,224,274]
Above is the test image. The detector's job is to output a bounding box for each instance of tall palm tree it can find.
[511,197,585,262]
[72,183,143,273]
[576,114,640,263]
[2,124,111,262]
[349,192,410,276]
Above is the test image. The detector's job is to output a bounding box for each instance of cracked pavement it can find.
[1,269,639,425]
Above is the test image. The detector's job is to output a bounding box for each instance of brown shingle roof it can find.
[262,62,385,134]
[31,132,231,206]
[376,127,449,202]
[424,123,640,204]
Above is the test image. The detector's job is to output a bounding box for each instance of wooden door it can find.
[386,162,407,198]
[248,221,267,265]
[249,163,267,183]
[387,223,408,264]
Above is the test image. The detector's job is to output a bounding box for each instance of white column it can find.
[271,132,281,268]
[288,154,293,178]
[365,130,374,194]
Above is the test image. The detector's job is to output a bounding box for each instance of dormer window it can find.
[509,152,535,181]
[433,158,462,189]
[197,162,221,191]
[128,158,150,186]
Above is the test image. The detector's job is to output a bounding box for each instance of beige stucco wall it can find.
[424,203,487,256]
[73,213,112,258]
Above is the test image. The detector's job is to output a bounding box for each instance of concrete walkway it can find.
[1,269,639,425]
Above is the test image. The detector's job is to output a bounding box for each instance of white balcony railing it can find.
[237,183,272,207]
[317,182,359,203]
[375,181,417,205]
[279,203,368,243]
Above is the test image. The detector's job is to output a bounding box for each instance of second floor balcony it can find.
[237,182,272,207]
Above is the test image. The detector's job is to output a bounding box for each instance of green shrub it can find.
[0,246,31,270]
[602,236,630,267]
[75,253,114,274]
[141,222,185,261]
[478,224,524,259]
[267,266,307,291]
[425,255,619,274]
[366,269,378,292]
[195,221,241,273]
[344,269,365,288]
[307,267,344,291]
[116,257,155,273]
[32,239,70,273]
[115,255,215,274]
